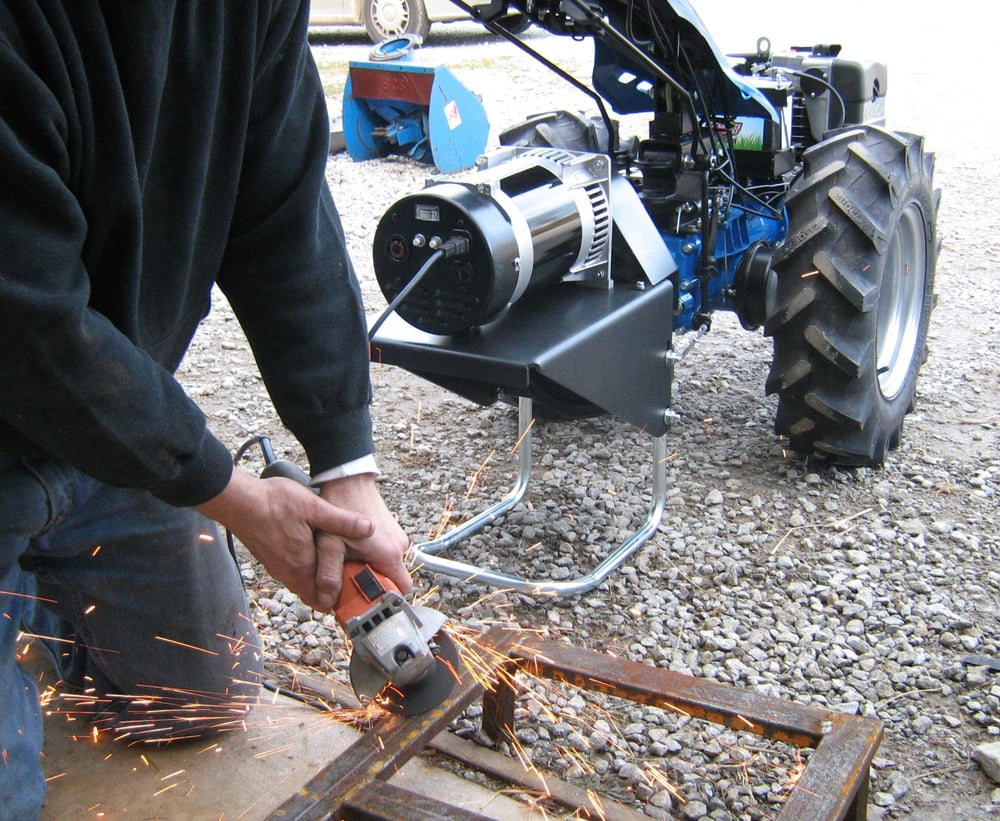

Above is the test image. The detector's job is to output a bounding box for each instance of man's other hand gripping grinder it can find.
[260,452,460,715]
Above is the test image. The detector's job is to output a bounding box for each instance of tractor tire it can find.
[765,126,938,466]
[363,0,430,43]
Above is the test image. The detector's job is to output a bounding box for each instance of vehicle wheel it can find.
[363,0,430,42]
[765,126,939,466]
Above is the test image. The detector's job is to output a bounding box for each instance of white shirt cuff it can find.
[310,454,381,485]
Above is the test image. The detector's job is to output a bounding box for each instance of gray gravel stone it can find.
[974,742,1000,784]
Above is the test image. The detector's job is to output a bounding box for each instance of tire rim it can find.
[877,203,927,400]
[371,0,410,36]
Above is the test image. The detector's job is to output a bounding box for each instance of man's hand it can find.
[316,473,412,601]
[194,468,408,612]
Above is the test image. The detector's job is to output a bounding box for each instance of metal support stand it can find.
[409,396,668,597]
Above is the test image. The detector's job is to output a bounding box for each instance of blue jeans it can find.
[0,454,263,819]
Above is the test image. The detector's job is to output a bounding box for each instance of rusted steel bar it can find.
[514,636,829,746]
[293,663,648,820]
[340,781,494,821]
[781,713,882,821]
[429,728,654,821]
[266,625,518,821]
[480,661,517,746]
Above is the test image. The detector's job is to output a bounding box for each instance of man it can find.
[0,2,410,816]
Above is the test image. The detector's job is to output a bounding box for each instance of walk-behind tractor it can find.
[367,0,939,595]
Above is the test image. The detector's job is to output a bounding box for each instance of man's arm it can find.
[217,0,376,476]
[207,0,413,604]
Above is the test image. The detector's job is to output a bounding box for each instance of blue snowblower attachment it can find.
[342,37,490,173]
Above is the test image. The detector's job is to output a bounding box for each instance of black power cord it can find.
[367,234,471,340]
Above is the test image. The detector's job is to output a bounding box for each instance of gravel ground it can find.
[178,6,999,819]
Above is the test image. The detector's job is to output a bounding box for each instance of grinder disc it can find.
[350,628,461,716]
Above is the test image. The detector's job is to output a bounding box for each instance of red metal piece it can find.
[349,66,435,105]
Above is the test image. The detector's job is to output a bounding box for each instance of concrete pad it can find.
[41,690,537,819]
[20,631,535,821]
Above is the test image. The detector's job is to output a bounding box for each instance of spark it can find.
[0,590,59,604]
[154,635,220,656]
[84,604,97,615]
[199,532,215,543]
[644,763,685,802]
[776,749,819,799]
[153,782,180,796]
[44,772,67,782]
[466,449,496,498]
[161,769,187,781]
[91,545,103,557]
[510,417,536,454]
[431,498,457,540]
[584,788,607,820]
[253,744,296,759]
[800,269,820,278]
[508,733,549,796]
[19,632,120,655]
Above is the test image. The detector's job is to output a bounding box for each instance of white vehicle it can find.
[310,0,469,42]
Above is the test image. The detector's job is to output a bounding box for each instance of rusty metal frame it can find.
[267,628,882,821]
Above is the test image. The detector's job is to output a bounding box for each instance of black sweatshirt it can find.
[0,1,374,507]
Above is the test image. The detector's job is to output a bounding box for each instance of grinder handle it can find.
[335,561,400,629]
